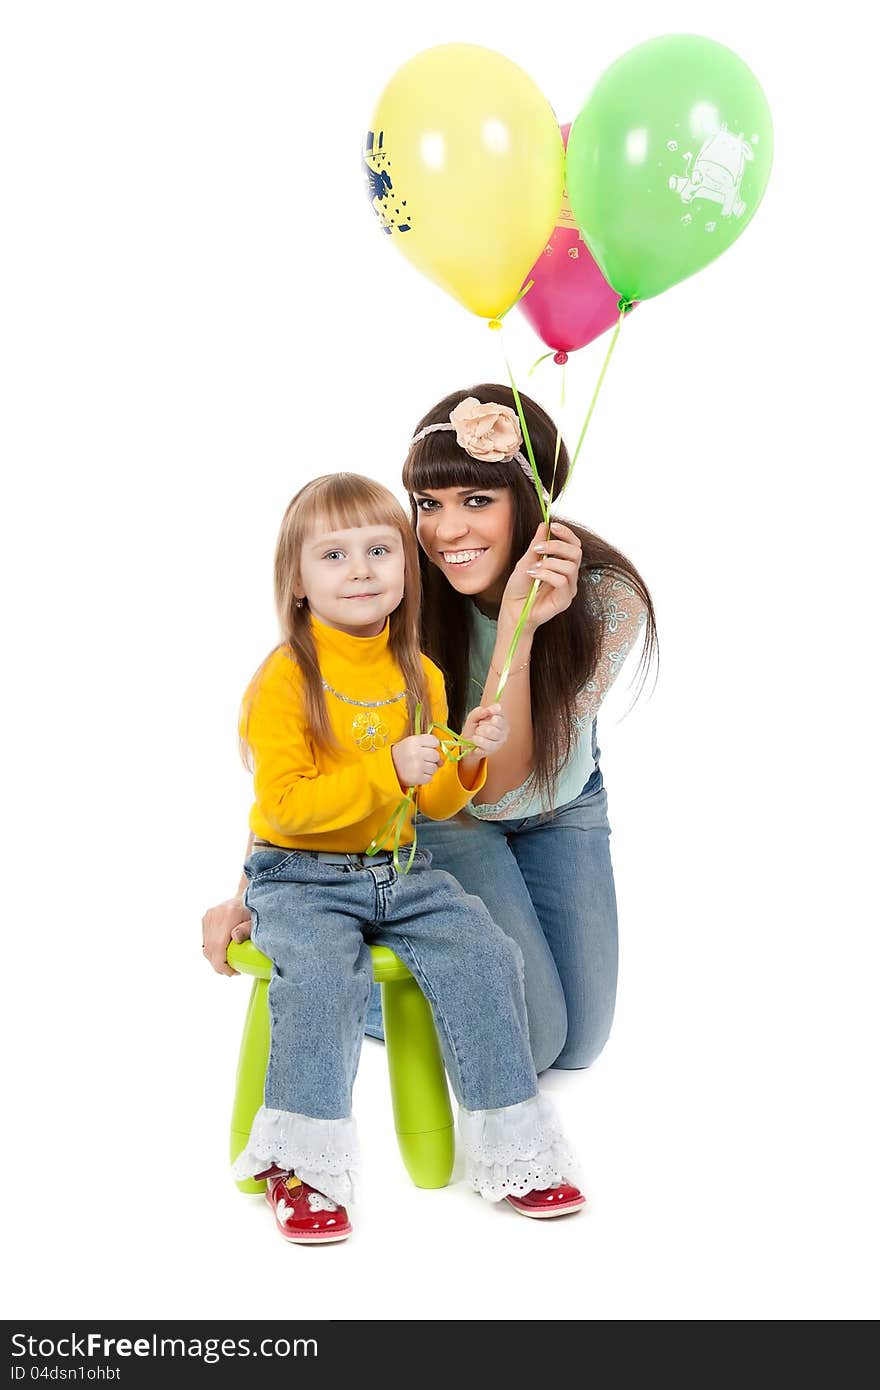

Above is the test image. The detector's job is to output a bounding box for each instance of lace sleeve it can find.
[467,571,648,822]
[574,571,649,728]
[466,769,539,821]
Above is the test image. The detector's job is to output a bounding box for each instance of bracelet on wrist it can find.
[490,656,531,681]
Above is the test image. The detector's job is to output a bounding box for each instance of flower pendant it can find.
[352,711,390,751]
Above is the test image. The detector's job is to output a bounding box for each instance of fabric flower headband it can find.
[409,398,550,500]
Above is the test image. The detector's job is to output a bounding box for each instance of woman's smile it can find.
[440,547,487,568]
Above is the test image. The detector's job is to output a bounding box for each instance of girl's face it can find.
[412,486,515,605]
[297,520,406,637]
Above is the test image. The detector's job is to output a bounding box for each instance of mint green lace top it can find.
[465,571,648,821]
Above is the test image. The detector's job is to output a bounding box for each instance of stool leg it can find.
[230,976,270,1194]
[382,976,454,1188]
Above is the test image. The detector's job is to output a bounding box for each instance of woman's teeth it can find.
[442,549,486,566]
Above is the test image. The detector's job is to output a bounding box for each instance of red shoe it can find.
[262,1168,352,1244]
[505,1183,586,1219]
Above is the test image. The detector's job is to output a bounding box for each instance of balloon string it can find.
[492,328,556,698]
[547,414,563,514]
[366,702,478,874]
[491,579,542,701]
[546,358,567,500]
[500,331,550,529]
[367,701,421,873]
[528,350,556,376]
[492,308,628,697]
[557,306,627,502]
[494,279,534,325]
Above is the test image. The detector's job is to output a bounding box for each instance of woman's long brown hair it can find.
[241,473,430,765]
[402,384,657,812]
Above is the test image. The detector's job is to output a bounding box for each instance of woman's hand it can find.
[499,521,582,634]
[460,704,509,758]
[201,896,252,977]
[459,704,508,782]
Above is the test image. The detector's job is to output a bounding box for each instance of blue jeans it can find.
[244,846,538,1119]
[365,769,618,1072]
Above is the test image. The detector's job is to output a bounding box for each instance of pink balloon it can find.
[518,124,626,359]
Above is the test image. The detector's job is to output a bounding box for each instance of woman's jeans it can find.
[365,769,618,1073]
[244,846,538,1120]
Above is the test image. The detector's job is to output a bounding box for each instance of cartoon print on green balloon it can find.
[565,35,773,301]
[668,126,753,218]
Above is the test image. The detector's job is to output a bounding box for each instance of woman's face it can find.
[411,486,515,604]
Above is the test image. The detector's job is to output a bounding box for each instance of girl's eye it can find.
[322,544,392,558]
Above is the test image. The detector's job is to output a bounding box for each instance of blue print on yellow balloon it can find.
[364,130,411,234]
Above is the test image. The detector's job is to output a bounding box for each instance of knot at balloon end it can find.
[553,351,568,365]
[617,298,634,315]
[487,318,503,331]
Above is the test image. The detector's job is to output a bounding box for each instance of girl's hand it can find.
[499,521,582,633]
[460,704,509,759]
[201,897,251,977]
[392,733,441,787]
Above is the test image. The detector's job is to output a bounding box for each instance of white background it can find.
[2,0,877,1321]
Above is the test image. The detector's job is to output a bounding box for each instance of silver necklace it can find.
[321,679,409,753]
[321,679,408,710]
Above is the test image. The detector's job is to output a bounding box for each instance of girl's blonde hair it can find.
[242,473,430,764]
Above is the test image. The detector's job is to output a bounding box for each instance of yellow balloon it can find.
[365,45,564,320]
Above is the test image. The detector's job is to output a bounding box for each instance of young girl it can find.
[204,388,655,1075]
[222,472,584,1244]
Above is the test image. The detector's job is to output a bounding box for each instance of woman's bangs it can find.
[403,435,513,494]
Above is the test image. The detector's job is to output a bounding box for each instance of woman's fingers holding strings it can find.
[527,555,578,579]
[533,538,581,563]
[524,565,569,587]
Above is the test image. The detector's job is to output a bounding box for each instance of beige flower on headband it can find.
[449,397,522,463]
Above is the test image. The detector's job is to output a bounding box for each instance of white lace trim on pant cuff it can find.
[458,1093,581,1202]
[232,1107,358,1207]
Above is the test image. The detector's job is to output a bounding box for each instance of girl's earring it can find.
[295,598,304,609]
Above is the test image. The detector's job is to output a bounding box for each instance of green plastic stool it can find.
[227,939,455,1194]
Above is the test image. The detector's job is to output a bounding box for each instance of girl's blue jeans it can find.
[244,846,538,1120]
[365,769,618,1072]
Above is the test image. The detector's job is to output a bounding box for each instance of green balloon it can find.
[567,35,773,302]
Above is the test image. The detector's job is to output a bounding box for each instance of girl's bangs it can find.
[300,475,409,537]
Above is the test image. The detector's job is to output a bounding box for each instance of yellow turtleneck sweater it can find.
[242,616,486,853]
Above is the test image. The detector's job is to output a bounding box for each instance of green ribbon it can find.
[366,703,477,874]
[528,350,556,375]
[495,279,534,323]
[558,307,626,500]
[503,344,550,529]
[491,312,627,694]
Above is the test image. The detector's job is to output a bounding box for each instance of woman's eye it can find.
[415,495,493,510]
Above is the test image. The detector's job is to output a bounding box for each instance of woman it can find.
[202,384,656,1074]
